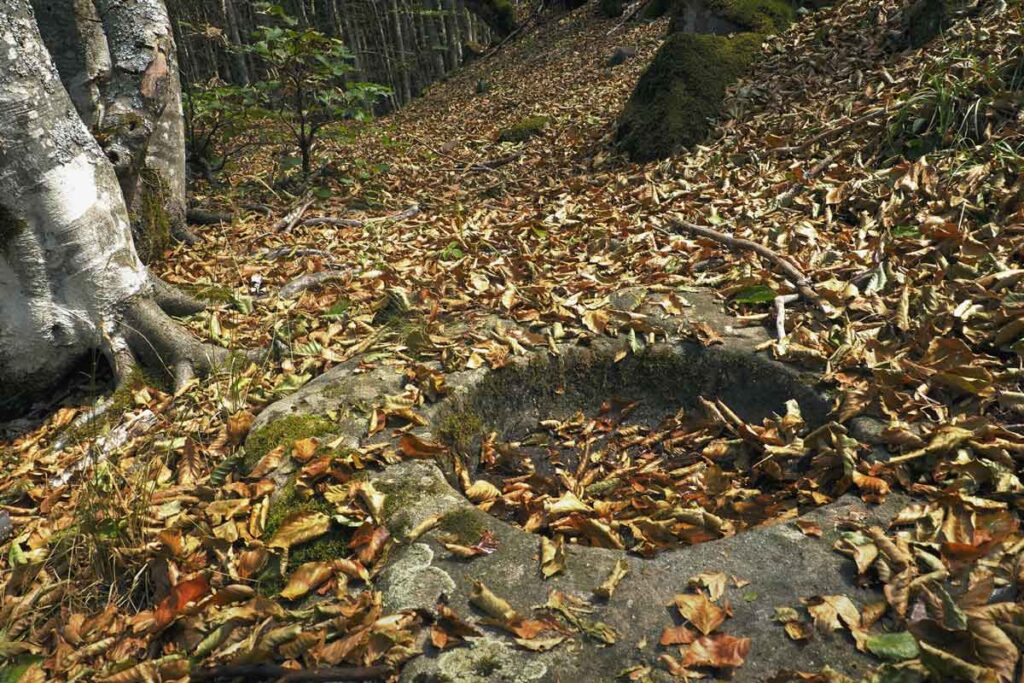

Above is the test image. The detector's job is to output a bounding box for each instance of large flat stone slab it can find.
[376,461,903,683]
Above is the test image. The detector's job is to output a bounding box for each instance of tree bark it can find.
[0,0,222,413]
[95,0,189,262]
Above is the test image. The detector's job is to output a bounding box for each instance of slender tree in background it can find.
[0,0,224,414]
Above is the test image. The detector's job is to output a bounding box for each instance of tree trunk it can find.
[0,0,223,414]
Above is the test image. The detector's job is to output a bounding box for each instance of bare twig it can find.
[608,0,653,33]
[770,108,887,156]
[299,216,365,228]
[669,218,825,311]
[275,195,316,232]
[774,153,836,208]
[774,293,800,340]
[189,663,389,682]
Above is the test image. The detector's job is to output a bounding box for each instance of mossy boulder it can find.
[616,32,764,161]
[695,0,794,32]
[243,414,335,473]
[901,0,965,49]
[497,115,551,143]
[599,0,625,18]
[464,0,518,38]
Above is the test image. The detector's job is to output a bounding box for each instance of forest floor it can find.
[1,0,1023,681]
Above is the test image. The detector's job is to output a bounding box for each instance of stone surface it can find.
[373,461,904,683]
[249,288,899,681]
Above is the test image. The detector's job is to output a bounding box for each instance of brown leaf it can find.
[291,437,320,462]
[470,581,518,621]
[660,625,697,645]
[398,434,447,458]
[682,633,751,669]
[267,511,332,551]
[280,561,336,600]
[226,410,255,444]
[673,593,726,636]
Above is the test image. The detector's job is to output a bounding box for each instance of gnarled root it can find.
[101,276,234,393]
[148,272,206,316]
[115,297,229,392]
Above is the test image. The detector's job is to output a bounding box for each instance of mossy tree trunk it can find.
[462,0,518,38]
[0,0,223,415]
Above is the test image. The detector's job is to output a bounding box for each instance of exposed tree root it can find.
[148,273,207,316]
[116,297,230,391]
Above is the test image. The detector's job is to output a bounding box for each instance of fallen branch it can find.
[189,663,389,682]
[279,270,348,299]
[299,216,365,228]
[669,218,825,311]
[275,195,316,232]
[264,246,334,261]
[774,153,836,208]
[462,151,522,174]
[770,108,887,157]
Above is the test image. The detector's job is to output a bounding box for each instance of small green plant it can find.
[880,46,1024,161]
[497,115,551,143]
[183,79,263,181]
[242,3,390,176]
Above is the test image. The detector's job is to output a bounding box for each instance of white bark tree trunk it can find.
[0,0,221,414]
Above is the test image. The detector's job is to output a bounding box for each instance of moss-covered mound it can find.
[497,115,551,142]
[600,0,625,18]
[257,476,351,595]
[616,32,764,161]
[243,414,335,473]
[699,0,794,32]
[644,0,793,29]
[901,0,964,49]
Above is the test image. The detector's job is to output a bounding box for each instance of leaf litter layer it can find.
[1,0,1023,680]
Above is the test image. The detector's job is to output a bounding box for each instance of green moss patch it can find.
[256,476,351,596]
[435,409,485,455]
[439,508,489,544]
[133,169,173,264]
[699,0,794,32]
[616,32,764,161]
[243,414,335,473]
[600,0,625,18]
[497,116,551,143]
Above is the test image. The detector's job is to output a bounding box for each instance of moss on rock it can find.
[616,32,764,161]
[0,204,25,252]
[497,115,551,143]
[599,0,625,18]
[439,508,489,544]
[257,476,351,595]
[243,414,335,473]
[435,409,485,455]
[901,0,962,49]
